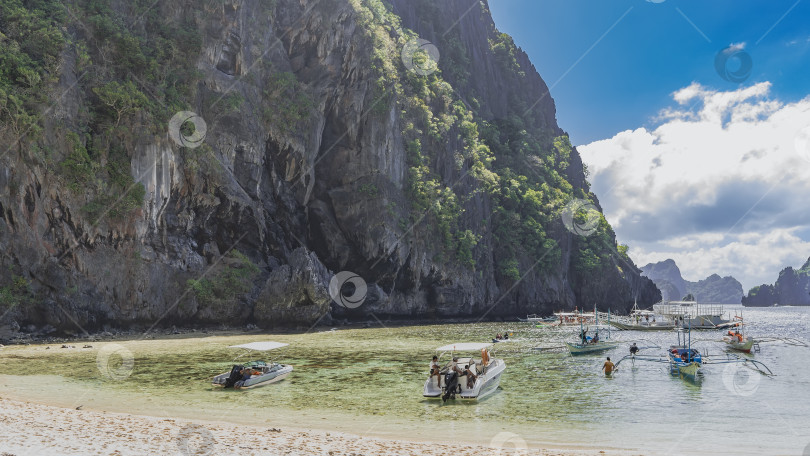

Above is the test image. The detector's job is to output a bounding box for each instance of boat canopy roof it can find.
[229,341,289,351]
[630,310,656,315]
[436,342,492,352]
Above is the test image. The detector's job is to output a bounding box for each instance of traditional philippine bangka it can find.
[518,314,557,323]
[212,341,293,389]
[667,328,702,380]
[553,310,597,327]
[652,300,737,330]
[423,342,505,402]
[607,301,675,331]
[722,315,757,353]
[613,328,773,382]
[565,308,619,355]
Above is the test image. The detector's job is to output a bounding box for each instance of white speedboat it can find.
[423,342,505,401]
[212,341,293,389]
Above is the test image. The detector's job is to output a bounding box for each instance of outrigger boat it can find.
[614,328,774,381]
[212,341,293,389]
[423,342,505,402]
[565,308,619,355]
[652,300,736,330]
[552,310,596,326]
[607,301,675,331]
[518,314,556,323]
[667,328,702,380]
[722,315,756,353]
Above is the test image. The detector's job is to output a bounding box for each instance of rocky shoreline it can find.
[0,315,525,346]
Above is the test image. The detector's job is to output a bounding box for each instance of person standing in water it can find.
[602,357,615,376]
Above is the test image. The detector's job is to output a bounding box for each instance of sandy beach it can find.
[0,396,639,456]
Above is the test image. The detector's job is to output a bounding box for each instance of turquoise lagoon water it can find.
[0,305,808,455]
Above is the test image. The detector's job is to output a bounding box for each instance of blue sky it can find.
[489,1,810,292]
[489,0,810,145]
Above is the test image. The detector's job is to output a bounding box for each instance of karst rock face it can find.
[641,259,743,304]
[0,0,658,336]
[743,257,810,307]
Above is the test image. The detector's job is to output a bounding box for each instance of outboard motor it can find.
[223,364,244,388]
[442,371,460,402]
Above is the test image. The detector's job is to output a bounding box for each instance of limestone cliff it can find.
[743,257,810,307]
[641,259,743,304]
[0,0,659,336]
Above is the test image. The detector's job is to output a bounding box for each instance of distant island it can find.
[640,259,743,304]
[742,257,810,307]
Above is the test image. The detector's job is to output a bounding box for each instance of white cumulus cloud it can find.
[579,82,810,291]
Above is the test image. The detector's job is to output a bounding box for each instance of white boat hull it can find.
[723,337,755,353]
[423,359,505,401]
[608,321,674,331]
[212,364,293,389]
[565,341,619,355]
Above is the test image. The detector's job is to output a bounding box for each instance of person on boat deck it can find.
[680,352,688,362]
[430,355,442,387]
[495,333,502,340]
[602,357,614,375]
[579,328,588,344]
[239,367,257,381]
[629,343,639,355]
[591,332,599,344]
[450,356,464,375]
[503,332,509,340]
[463,364,477,388]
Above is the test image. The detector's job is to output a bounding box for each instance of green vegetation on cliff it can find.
[743,257,810,306]
[350,0,624,291]
[0,0,66,142]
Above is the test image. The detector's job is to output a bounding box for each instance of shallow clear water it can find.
[0,305,808,455]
